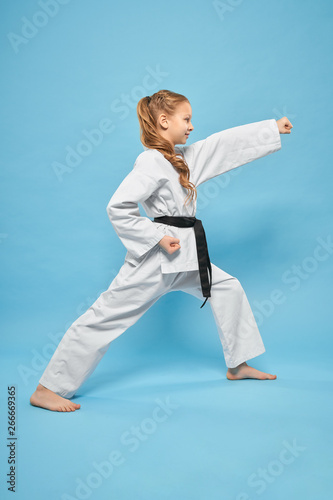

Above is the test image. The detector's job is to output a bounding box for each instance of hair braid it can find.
[137,89,197,207]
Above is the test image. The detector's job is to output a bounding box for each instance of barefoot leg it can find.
[37,254,172,402]
[30,384,81,412]
[227,362,277,380]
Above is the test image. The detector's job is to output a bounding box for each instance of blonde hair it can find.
[136,89,197,207]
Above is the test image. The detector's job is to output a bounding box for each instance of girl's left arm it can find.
[180,117,292,187]
[106,155,166,260]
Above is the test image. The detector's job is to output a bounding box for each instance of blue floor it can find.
[1,341,332,500]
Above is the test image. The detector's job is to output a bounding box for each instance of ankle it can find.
[229,362,246,374]
[36,383,47,392]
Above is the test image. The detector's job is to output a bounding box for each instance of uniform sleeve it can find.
[180,119,281,187]
[106,156,166,259]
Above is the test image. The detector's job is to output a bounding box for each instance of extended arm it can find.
[180,118,282,187]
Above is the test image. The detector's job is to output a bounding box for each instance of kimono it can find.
[107,119,281,272]
[38,119,281,398]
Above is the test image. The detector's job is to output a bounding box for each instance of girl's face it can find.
[158,101,194,147]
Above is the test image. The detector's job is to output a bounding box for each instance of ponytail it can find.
[137,89,197,207]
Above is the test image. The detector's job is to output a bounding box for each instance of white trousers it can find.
[39,248,265,398]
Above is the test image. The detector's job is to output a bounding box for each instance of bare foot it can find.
[226,362,277,381]
[30,384,81,412]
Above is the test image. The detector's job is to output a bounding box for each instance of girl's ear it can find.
[158,113,169,130]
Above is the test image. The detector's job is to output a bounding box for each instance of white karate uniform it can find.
[39,119,281,398]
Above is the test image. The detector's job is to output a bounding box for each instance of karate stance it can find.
[30,89,293,412]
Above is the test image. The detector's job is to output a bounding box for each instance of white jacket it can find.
[107,119,281,273]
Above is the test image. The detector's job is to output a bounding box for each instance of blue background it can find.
[1,0,332,499]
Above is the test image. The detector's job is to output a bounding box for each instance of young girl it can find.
[30,89,293,412]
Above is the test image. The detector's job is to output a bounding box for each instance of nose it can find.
[189,121,194,131]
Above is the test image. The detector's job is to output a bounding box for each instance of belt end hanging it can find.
[200,296,209,308]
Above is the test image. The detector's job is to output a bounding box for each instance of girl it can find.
[30,89,293,412]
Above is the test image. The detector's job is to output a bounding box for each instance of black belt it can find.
[153,216,212,308]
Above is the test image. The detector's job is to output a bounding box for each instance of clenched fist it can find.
[276,117,293,134]
[158,235,181,255]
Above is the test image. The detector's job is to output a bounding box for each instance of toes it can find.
[66,404,79,411]
[57,401,80,412]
